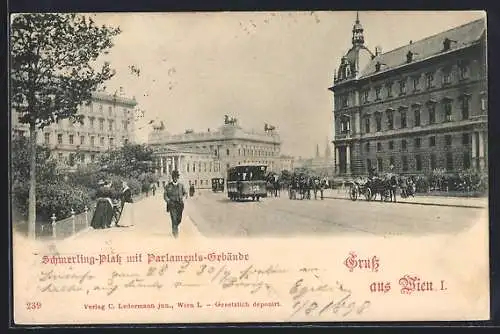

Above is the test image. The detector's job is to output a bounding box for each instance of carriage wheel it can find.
[364,187,372,201]
[349,185,358,201]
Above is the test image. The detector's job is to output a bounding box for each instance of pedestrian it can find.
[117,181,134,227]
[91,180,114,229]
[151,183,157,196]
[164,170,187,238]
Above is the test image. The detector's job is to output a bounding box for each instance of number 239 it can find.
[26,302,42,310]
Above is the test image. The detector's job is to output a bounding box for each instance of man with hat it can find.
[163,170,187,238]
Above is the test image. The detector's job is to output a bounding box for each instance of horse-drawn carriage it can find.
[348,175,398,202]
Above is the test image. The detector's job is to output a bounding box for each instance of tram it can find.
[227,164,267,201]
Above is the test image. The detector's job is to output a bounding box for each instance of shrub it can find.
[12,179,93,223]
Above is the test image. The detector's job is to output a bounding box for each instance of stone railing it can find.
[36,193,148,240]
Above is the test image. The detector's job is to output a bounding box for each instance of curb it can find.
[323,196,486,209]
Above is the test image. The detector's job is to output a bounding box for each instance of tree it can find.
[97,143,155,178]
[11,13,121,239]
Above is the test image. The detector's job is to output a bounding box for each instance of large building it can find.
[11,91,138,167]
[148,117,283,187]
[329,14,487,177]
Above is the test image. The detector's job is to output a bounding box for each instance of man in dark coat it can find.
[164,170,187,238]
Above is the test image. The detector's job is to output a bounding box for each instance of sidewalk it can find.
[322,189,488,209]
[70,193,203,241]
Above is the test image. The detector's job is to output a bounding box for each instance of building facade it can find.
[329,14,487,177]
[12,91,138,167]
[148,118,282,185]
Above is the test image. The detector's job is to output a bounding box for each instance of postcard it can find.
[10,10,489,325]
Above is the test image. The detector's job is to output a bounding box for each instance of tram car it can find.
[227,164,267,201]
[211,177,225,192]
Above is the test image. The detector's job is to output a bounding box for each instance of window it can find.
[386,82,393,98]
[402,139,407,150]
[481,96,487,111]
[426,72,434,89]
[90,118,95,128]
[402,156,408,171]
[414,137,421,148]
[124,138,128,144]
[365,142,370,152]
[445,134,452,146]
[57,134,63,144]
[69,134,74,145]
[375,86,381,100]
[377,158,383,172]
[375,113,382,132]
[341,95,348,108]
[400,110,407,128]
[108,120,113,131]
[362,90,369,103]
[428,104,436,124]
[462,133,470,145]
[442,69,451,85]
[446,152,453,171]
[430,154,437,170]
[443,100,452,122]
[193,163,196,172]
[413,76,420,91]
[110,138,114,147]
[99,119,104,130]
[386,110,394,130]
[388,141,394,150]
[340,118,350,133]
[80,135,85,145]
[399,79,406,95]
[377,142,382,152]
[463,151,471,169]
[99,104,103,113]
[204,163,207,172]
[100,137,105,146]
[414,107,421,126]
[44,133,50,145]
[429,136,436,147]
[365,117,370,133]
[227,149,230,156]
[416,154,422,171]
[238,148,241,156]
[461,96,470,119]
[108,106,112,115]
[459,62,469,80]
[199,162,202,172]
[187,163,190,173]
[90,136,95,147]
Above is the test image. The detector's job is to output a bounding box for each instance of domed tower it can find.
[335,12,374,83]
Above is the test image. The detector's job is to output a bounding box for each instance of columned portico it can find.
[471,130,487,170]
[346,144,351,175]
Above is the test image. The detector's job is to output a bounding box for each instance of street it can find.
[67,189,487,241]
[185,189,486,238]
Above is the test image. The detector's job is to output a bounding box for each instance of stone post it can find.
[51,213,57,239]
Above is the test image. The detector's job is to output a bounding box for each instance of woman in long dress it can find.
[90,181,115,229]
[117,181,134,227]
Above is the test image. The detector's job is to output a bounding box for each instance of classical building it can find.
[11,91,138,167]
[148,117,282,186]
[329,14,487,177]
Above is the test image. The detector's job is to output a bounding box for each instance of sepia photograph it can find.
[10,10,489,325]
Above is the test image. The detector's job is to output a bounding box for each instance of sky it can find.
[89,11,485,158]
